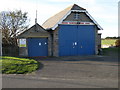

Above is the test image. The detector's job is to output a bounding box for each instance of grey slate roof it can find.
[42,4,85,29]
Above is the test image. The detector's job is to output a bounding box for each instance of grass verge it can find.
[102,47,120,56]
[0,56,39,74]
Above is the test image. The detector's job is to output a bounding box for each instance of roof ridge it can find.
[42,4,84,25]
[42,5,72,27]
[42,4,102,30]
[71,4,86,10]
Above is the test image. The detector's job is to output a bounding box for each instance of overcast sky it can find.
[0,0,119,38]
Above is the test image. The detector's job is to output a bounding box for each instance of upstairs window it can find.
[74,13,80,20]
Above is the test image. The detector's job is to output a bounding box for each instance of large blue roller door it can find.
[59,25,95,56]
[27,38,48,57]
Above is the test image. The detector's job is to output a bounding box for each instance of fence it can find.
[2,45,19,57]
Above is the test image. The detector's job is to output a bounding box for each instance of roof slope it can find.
[18,23,48,37]
[42,4,103,30]
[71,4,86,10]
[29,23,47,33]
[42,4,85,29]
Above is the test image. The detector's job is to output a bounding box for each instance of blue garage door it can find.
[27,38,48,57]
[59,25,95,56]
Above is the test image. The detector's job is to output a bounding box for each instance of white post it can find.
[0,29,2,56]
[0,29,2,90]
[118,1,120,37]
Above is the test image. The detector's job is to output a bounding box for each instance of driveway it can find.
[2,55,118,88]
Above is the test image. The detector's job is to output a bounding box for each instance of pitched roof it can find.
[42,4,103,30]
[71,4,86,10]
[18,23,48,37]
[42,5,73,29]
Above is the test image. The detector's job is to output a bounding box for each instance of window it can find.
[74,13,80,20]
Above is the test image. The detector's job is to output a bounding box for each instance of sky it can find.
[0,0,119,38]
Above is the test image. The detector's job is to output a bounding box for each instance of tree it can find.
[0,10,29,45]
[0,11,11,44]
[115,39,120,47]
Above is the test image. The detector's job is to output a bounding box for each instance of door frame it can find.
[27,37,48,57]
[58,25,95,56]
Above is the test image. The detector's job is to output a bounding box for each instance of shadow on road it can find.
[37,62,44,70]
[32,55,118,63]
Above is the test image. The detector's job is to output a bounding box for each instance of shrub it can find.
[115,39,120,47]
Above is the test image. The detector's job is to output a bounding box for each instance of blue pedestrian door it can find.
[27,38,48,57]
[59,25,95,56]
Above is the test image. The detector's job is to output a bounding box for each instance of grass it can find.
[101,39,119,56]
[102,39,117,46]
[102,47,120,56]
[0,56,39,74]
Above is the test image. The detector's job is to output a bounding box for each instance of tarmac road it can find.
[2,55,118,88]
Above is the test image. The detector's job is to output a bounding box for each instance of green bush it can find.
[115,39,120,47]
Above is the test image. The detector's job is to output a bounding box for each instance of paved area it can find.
[2,55,119,88]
